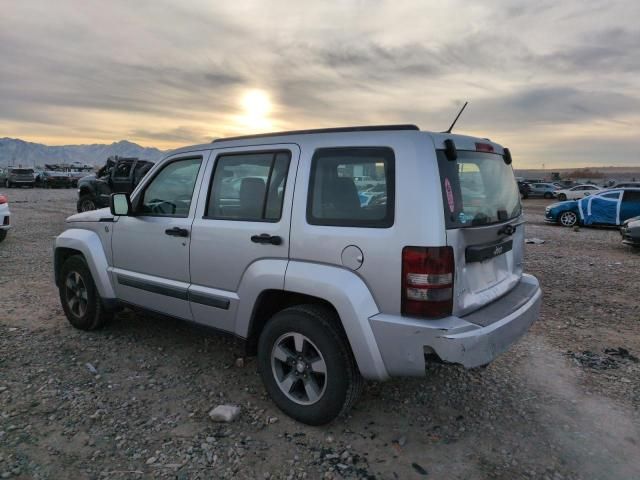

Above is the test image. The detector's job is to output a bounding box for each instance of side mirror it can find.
[110,193,132,216]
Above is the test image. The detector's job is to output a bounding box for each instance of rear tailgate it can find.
[433,135,524,318]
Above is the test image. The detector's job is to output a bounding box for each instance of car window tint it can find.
[307,147,394,228]
[601,192,621,199]
[623,190,640,202]
[206,151,291,221]
[113,163,132,178]
[141,158,202,217]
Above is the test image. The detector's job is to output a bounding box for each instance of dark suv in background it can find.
[77,157,153,212]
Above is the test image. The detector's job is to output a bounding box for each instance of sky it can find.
[1,0,639,168]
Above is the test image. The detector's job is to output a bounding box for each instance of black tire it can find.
[77,194,97,213]
[5,180,11,188]
[558,193,567,201]
[0,230,7,243]
[58,255,112,330]
[544,192,553,199]
[257,304,364,425]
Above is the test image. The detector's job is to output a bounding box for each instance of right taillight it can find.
[402,246,454,318]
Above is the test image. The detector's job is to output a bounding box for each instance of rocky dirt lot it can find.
[1,190,639,480]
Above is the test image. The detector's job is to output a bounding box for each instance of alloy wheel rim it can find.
[271,332,327,405]
[65,271,88,318]
[561,211,577,226]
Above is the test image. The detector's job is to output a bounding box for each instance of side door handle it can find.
[251,233,282,245]
[165,227,189,237]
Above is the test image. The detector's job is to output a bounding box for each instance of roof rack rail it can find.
[211,124,419,143]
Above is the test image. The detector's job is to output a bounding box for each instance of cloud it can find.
[0,0,639,166]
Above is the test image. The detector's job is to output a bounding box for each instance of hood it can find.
[78,174,96,184]
[624,216,640,227]
[66,207,112,223]
[548,200,578,210]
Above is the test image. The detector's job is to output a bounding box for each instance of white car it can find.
[0,193,10,242]
[555,184,601,201]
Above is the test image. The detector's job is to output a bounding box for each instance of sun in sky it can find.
[239,89,273,131]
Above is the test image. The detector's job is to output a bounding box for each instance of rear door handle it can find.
[251,233,282,245]
[165,227,189,237]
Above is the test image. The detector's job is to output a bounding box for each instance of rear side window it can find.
[307,147,394,227]
[206,151,291,221]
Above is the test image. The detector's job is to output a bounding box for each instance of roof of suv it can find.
[166,124,506,158]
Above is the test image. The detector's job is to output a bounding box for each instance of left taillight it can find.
[402,246,455,318]
[0,195,7,205]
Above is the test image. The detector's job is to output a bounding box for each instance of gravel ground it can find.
[1,190,639,480]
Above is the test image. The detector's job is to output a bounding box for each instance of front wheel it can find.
[257,305,364,425]
[559,210,578,227]
[77,194,97,213]
[59,255,112,330]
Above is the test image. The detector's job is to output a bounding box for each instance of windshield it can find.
[437,150,521,228]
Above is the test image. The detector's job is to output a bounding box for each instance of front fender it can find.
[284,261,389,381]
[54,228,116,299]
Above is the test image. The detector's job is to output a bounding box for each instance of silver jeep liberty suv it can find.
[54,125,541,425]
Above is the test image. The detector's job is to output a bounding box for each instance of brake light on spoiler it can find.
[402,246,454,318]
[475,142,494,153]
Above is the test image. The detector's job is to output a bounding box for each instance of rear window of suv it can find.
[437,150,521,228]
[10,169,34,174]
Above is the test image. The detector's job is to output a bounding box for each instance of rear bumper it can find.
[369,274,542,376]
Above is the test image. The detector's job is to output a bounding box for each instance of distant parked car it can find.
[612,182,640,189]
[77,157,153,212]
[38,170,73,188]
[528,182,558,199]
[517,181,531,199]
[4,167,35,188]
[555,184,601,201]
[620,216,640,247]
[0,193,10,243]
[545,188,640,227]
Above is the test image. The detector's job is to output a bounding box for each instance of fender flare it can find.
[54,228,116,300]
[284,261,389,381]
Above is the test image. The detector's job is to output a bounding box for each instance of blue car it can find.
[545,188,640,227]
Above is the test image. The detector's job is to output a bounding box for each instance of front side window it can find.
[206,151,291,221]
[601,192,621,200]
[141,157,202,217]
[307,147,395,228]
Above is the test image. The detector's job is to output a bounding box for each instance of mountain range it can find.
[0,138,166,167]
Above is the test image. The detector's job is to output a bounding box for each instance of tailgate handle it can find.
[466,239,513,263]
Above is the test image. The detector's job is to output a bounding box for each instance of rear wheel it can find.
[558,193,567,201]
[0,230,7,243]
[5,180,10,188]
[77,194,97,213]
[59,255,112,330]
[559,210,578,227]
[257,305,363,425]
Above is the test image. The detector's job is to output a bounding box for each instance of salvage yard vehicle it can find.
[54,125,542,425]
[4,167,36,188]
[545,188,640,227]
[555,184,601,201]
[76,157,153,212]
[527,182,558,199]
[620,216,640,247]
[38,170,73,188]
[0,193,11,243]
